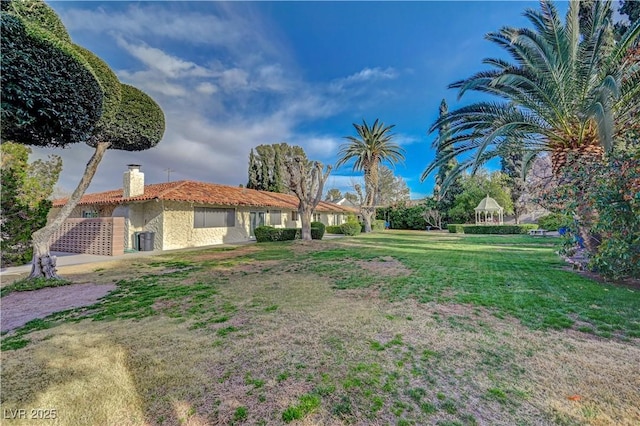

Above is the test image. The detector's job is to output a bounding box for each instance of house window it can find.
[270,210,282,225]
[291,211,298,221]
[82,210,98,218]
[313,213,321,222]
[194,207,235,228]
[334,214,340,225]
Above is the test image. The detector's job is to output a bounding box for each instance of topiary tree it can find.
[1,0,165,278]
[1,8,103,147]
[29,83,165,279]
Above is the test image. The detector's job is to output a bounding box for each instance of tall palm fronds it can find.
[421,0,639,189]
[337,119,405,232]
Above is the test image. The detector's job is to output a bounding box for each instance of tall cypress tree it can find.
[247,149,260,189]
[431,99,462,224]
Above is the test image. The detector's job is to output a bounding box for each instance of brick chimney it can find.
[123,164,144,198]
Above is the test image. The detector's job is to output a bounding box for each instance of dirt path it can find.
[1,283,116,332]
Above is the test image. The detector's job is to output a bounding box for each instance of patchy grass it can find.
[1,231,639,425]
[0,277,72,297]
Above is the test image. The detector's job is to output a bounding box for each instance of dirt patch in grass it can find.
[1,283,116,333]
[355,256,411,277]
[189,244,260,262]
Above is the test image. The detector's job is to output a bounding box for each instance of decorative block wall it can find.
[49,217,125,256]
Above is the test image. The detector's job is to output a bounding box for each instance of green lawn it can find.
[1,231,639,425]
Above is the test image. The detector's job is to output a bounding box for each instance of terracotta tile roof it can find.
[52,180,357,214]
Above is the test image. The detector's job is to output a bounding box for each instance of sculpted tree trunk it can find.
[29,141,111,279]
[286,157,332,241]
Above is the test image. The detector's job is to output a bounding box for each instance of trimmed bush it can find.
[537,214,570,231]
[340,222,361,236]
[448,224,465,233]
[461,224,539,234]
[372,220,386,232]
[254,225,276,242]
[447,224,538,234]
[254,226,301,242]
[326,225,343,234]
[310,221,325,240]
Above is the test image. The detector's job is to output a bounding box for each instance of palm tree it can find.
[337,119,405,232]
[421,0,639,189]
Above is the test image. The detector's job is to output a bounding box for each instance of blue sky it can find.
[36,0,563,199]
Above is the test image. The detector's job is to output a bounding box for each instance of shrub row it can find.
[310,222,325,240]
[447,224,465,233]
[536,213,571,231]
[340,222,361,236]
[326,225,343,234]
[254,226,300,242]
[372,219,386,231]
[255,223,326,242]
[447,224,538,234]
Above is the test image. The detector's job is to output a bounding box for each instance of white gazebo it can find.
[474,195,504,225]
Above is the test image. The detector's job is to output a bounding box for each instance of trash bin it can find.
[134,231,143,251]
[137,231,155,251]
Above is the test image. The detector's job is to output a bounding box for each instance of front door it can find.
[249,211,266,237]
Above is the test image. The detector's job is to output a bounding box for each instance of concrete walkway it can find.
[0,234,346,278]
[0,241,256,278]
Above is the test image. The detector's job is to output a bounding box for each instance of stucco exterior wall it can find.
[161,201,251,250]
[125,201,163,250]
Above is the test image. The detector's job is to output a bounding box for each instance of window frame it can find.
[194,207,236,228]
[270,210,282,226]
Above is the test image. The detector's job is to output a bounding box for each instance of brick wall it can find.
[49,217,124,256]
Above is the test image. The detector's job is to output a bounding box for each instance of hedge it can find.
[537,214,571,231]
[340,222,361,236]
[310,221,325,240]
[326,225,343,234]
[372,220,386,232]
[447,224,465,233]
[448,224,538,234]
[254,226,300,242]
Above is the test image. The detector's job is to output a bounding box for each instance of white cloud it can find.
[219,68,249,91]
[344,67,398,83]
[117,38,213,79]
[330,67,398,92]
[40,3,406,196]
[196,82,218,95]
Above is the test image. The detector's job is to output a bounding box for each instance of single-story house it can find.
[49,165,357,254]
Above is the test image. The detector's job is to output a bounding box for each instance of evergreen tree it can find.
[246,143,307,193]
[247,149,259,189]
[1,156,52,267]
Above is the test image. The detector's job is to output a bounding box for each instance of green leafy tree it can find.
[422,99,463,227]
[0,149,52,267]
[0,142,62,207]
[337,119,405,232]
[1,0,165,279]
[247,143,306,192]
[324,188,343,202]
[615,0,640,39]
[448,171,514,224]
[1,2,102,147]
[376,165,410,206]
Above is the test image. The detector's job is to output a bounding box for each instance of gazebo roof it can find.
[474,195,503,212]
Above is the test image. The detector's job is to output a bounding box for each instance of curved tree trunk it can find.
[29,141,111,279]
